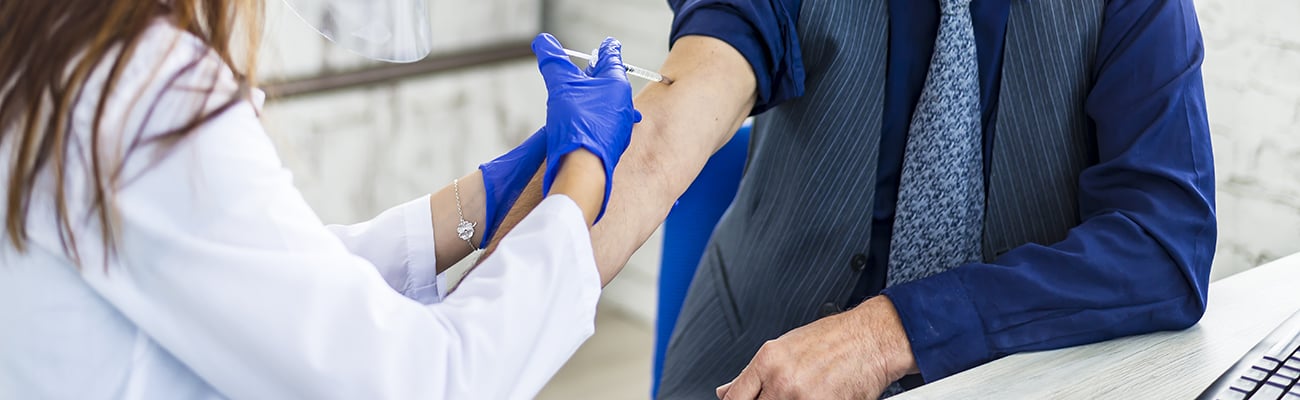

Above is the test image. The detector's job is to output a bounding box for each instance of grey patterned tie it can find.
[887,0,984,287]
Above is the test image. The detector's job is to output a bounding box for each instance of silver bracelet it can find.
[453,178,478,252]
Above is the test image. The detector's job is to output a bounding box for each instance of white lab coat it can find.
[0,20,601,399]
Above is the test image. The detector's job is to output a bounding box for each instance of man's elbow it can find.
[1164,293,1207,331]
[1155,257,1211,332]
[1154,209,1215,331]
[1171,221,1215,330]
[1158,261,1210,331]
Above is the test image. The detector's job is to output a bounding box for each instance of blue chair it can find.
[652,122,751,397]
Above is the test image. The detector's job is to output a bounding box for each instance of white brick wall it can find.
[258,0,1300,324]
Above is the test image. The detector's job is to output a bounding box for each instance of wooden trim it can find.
[262,40,533,100]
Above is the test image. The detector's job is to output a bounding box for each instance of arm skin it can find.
[480,36,758,286]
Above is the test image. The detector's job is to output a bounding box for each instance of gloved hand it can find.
[533,33,642,224]
[478,127,547,248]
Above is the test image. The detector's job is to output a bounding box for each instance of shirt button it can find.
[819,302,842,318]
[850,253,868,271]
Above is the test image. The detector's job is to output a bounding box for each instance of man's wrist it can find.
[853,295,920,382]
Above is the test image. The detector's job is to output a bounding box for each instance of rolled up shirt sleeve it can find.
[668,0,805,114]
[326,195,446,305]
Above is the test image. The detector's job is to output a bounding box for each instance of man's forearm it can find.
[481,36,758,285]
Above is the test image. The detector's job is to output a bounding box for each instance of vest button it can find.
[819,302,842,318]
[850,253,868,271]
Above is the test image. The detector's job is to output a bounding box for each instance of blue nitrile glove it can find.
[533,33,642,224]
[478,127,547,248]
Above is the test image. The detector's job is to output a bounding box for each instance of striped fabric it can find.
[983,0,1104,260]
[657,1,1103,398]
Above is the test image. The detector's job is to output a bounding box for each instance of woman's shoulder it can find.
[75,18,244,144]
[126,18,237,88]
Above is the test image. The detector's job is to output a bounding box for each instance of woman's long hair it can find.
[0,0,263,266]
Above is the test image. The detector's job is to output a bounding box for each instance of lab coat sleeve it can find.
[75,34,601,398]
[324,196,447,304]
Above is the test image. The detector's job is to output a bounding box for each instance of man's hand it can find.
[716,296,919,400]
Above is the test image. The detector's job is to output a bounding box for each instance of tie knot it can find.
[940,0,973,14]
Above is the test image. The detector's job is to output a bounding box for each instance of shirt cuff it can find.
[398,194,446,304]
[881,268,990,382]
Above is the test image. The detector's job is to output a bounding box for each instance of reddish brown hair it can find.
[0,0,264,265]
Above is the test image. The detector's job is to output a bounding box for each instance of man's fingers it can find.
[716,381,733,399]
[722,367,762,400]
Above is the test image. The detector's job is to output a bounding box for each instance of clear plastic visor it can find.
[282,0,432,63]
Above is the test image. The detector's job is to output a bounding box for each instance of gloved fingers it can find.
[589,37,641,123]
[582,49,599,77]
[588,37,630,80]
[532,33,584,86]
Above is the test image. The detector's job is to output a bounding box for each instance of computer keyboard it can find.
[1200,309,1300,399]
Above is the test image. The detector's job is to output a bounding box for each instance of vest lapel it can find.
[983,0,1104,261]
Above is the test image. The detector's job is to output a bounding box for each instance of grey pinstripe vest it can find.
[658,0,1104,398]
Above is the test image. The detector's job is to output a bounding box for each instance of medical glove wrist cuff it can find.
[479,127,548,248]
[541,142,616,224]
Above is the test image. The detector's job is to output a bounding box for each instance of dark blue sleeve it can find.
[882,0,1216,382]
[667,0,804,114]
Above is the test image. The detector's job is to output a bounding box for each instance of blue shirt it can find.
[668,0,1215,383]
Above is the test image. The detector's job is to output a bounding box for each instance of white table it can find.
[894,253,1300,399]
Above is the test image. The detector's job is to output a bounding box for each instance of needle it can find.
[563,48,674,85]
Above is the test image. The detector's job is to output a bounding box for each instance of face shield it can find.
[282,0,432,63]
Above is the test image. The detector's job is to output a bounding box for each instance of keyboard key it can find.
[1262,357,1284,369]
[1266,375,1292,388]
[1245,367,1271,382]
[1217,389,1248,400]
[1284,355,1300,373]
[1255,383,1286,399]
[1230,382,1261,396]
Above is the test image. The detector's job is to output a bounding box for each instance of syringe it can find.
[563,48,674,85]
